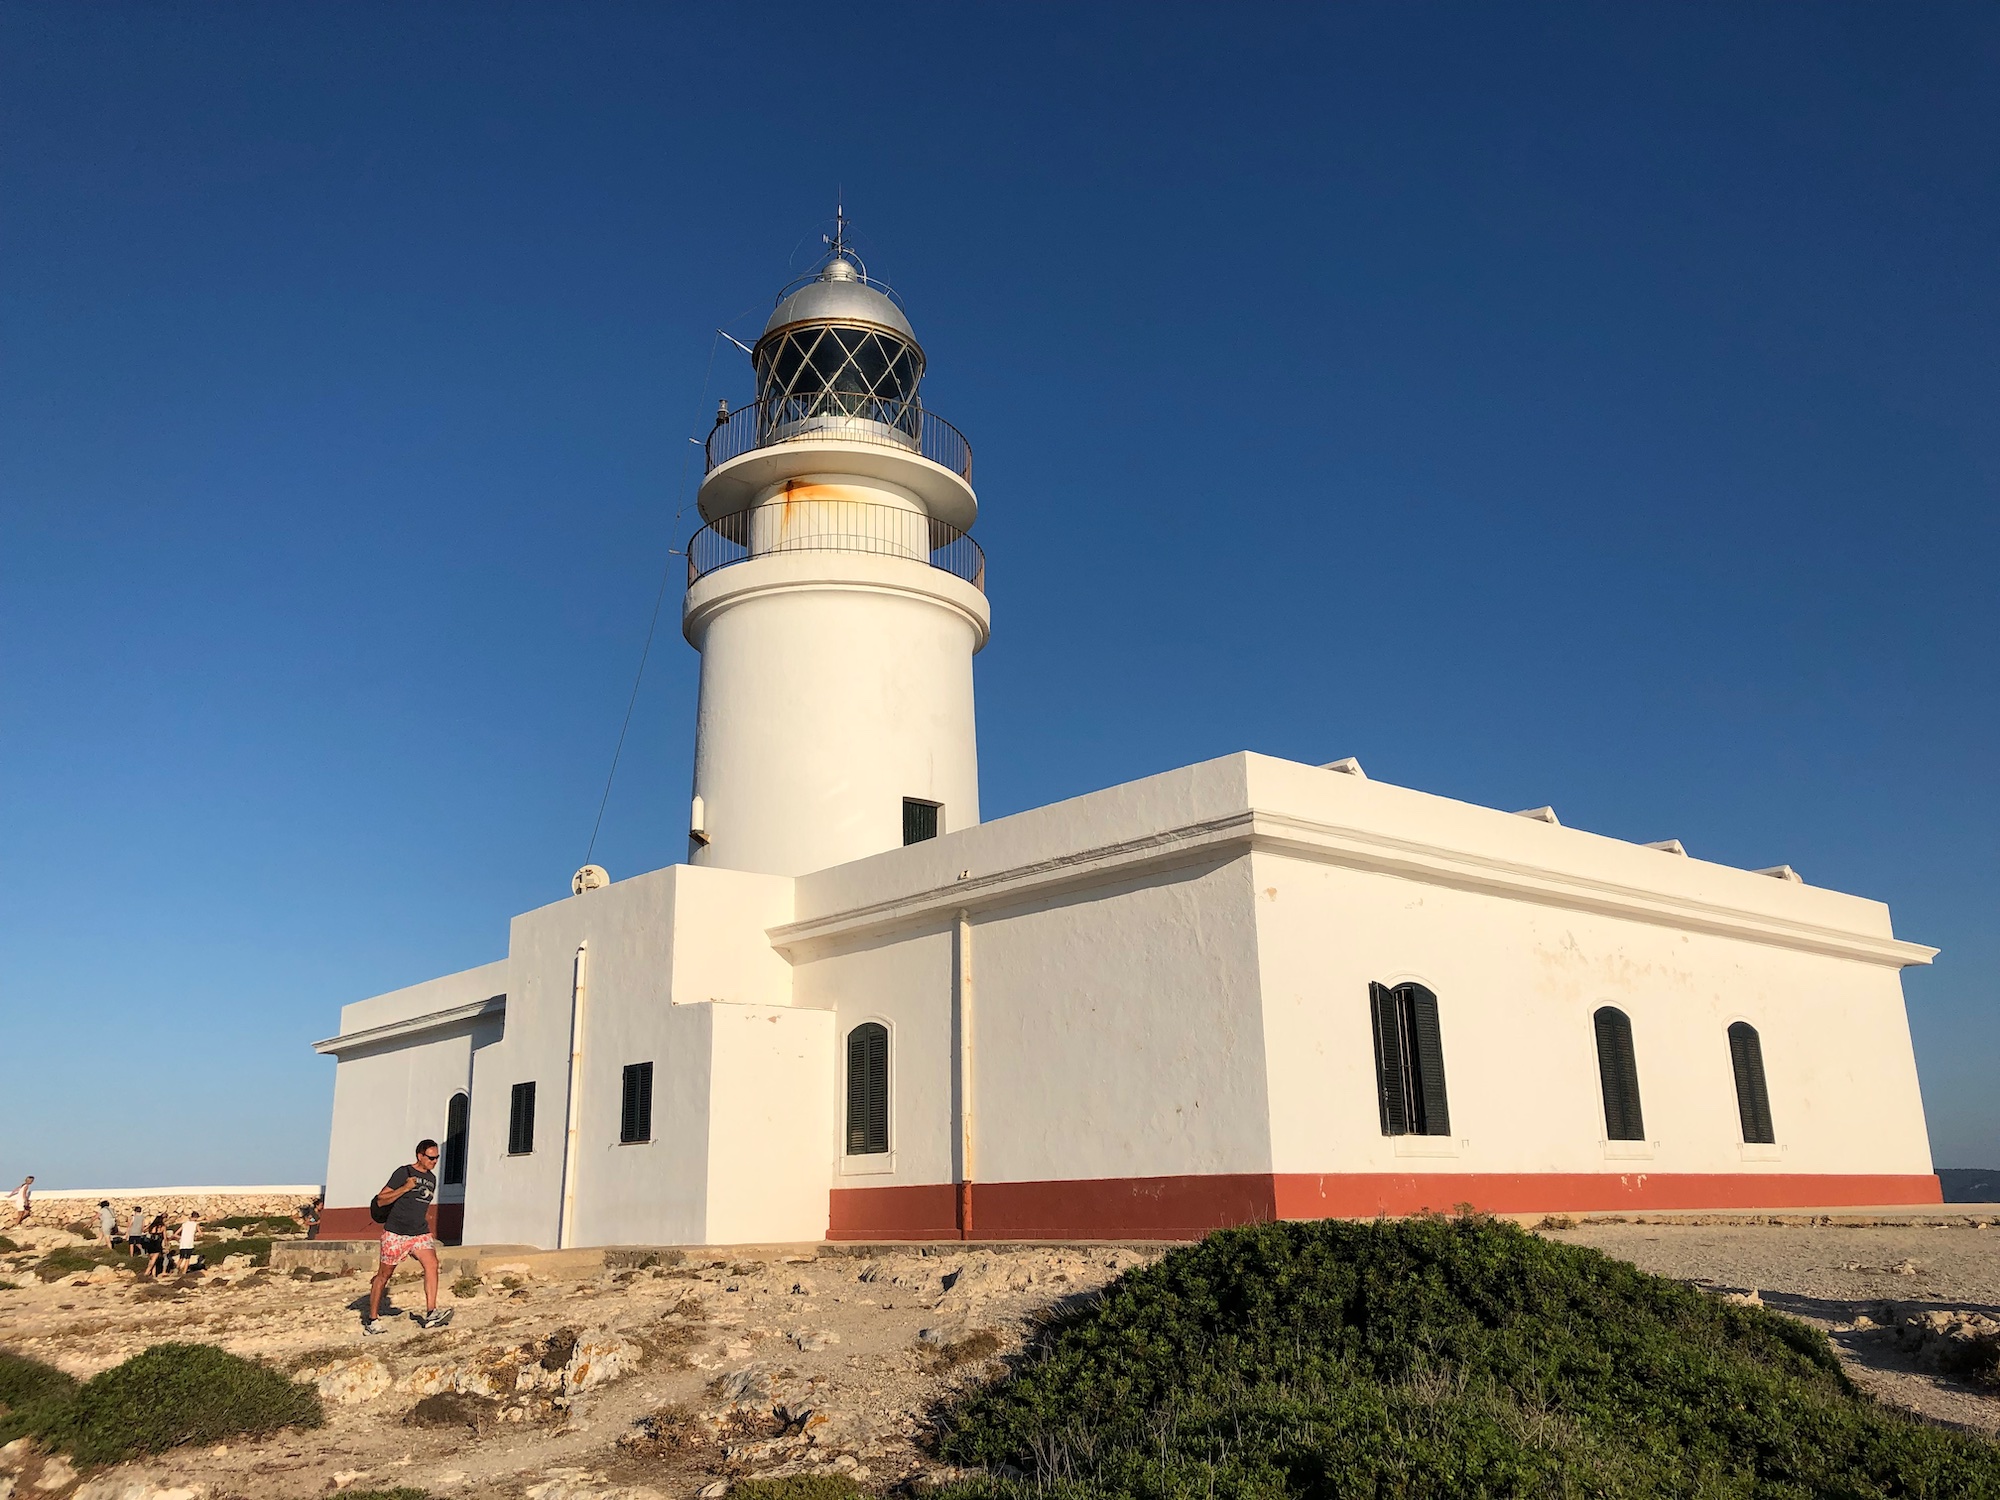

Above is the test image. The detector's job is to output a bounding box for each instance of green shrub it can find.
[0,1350,79,1445]
[729,1478,867,1500]
[0,1237,20,1253]
[199,1236,273,1267]
[934,1215,2000,1499]
[31,1246,127,1283]
[40,1342,322,1463]
[213,1215,302,1235]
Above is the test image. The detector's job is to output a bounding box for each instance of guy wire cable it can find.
[582,328,724,867]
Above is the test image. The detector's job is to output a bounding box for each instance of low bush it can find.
[0,1350,79,1444]
[200,1236,274,1267]
[729,1477,866,1500]
[405,1390,497,1431]
[213,1215,302,1235]
[41,1342,322,1463]
[31,1246,126,1283]
[0,1237,21,1253]
[450,1273,480,1298]
[933,1214,2000,1499]
[922,1328,1004,1374]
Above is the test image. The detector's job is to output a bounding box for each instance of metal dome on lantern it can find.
[698,210,974,529]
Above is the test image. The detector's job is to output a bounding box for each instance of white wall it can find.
[325,1024,497,1212]
[685,542,988,878]
[795,924,958,1187]
[323,960,506,1213]
[967,860,1272,1185]
[458,863,808,1249]
[1250,848,1933,1180]
[705,1002,836,1244]
[790,854,1273,1193]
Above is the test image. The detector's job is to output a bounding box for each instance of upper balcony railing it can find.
[704,397,973,484]
[686,497,985,593]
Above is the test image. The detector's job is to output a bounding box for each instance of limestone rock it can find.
[564,1330,641,1392]
[305,1354,393,1405]
[31,1455,76,1491]
[73,1477,207,1500]
[395,1362,458,1398]
[0,1439,31,1471]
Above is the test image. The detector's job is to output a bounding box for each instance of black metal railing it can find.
[704,398,973,483]
[686,498,985,593]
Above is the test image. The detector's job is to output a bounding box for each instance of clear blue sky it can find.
[3,4,1994,1188]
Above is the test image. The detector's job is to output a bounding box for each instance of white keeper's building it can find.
[313,235,1942,1248]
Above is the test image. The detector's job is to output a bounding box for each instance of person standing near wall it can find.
[7,1177,31,1226]
[96,1200,116,1244]
[363,1140,450,1334]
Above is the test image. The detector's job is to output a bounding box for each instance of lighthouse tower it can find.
[682,227,988,876]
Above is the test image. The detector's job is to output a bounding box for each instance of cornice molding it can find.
[312,995,506,1057]
[770,809,1935,970]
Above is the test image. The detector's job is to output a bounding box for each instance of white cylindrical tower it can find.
[682,233,989,877]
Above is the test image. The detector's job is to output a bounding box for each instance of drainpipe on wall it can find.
[557,940,589,1250]
[954,910,975,1240]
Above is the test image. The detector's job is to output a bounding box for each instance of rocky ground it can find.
[0,1233,1155,1500]
[0,1218,1994,1499]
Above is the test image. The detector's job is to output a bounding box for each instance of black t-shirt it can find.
[380,1165,436,1236]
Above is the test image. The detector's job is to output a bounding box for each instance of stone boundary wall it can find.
[23,1186,321,1232]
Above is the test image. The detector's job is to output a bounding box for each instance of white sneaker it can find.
[362,1319,390,1336]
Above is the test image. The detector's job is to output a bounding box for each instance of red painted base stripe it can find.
[828,1171,1942,1241]
[827,1182,961,1241]
[315,1204,464,1246]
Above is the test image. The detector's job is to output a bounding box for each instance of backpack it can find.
[369,1172,398,1225]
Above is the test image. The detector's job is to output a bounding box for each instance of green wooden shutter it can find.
[847,1023,889,1154]
[508,1082,536,1155]
[1728,1023,1775,1144]
[1369,982,1408,1136]
[621,1062,653,1144]
[1594,1008,1645,1141]
[1405,985,1452,1137]
[443,1093,469,1184]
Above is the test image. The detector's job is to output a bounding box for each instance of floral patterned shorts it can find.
[378,1230,433,1266]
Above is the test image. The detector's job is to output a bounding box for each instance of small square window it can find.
[903,798,940,845]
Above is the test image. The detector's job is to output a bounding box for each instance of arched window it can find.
[1727,1022,1776,1144]
[442,1092,470,1186]
[1369,983,1451,1137]
[1593,1008,1645,1141]
[846,1022,890,1155]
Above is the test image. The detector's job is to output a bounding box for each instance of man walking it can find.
[7,1176,32,1227]
[363,1139,450,1334]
